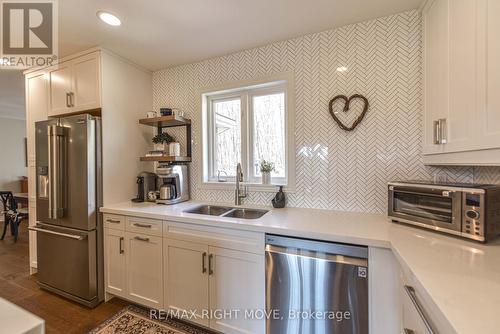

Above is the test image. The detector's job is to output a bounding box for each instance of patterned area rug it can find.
[88,305,217,334]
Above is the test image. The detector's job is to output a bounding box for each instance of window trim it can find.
[199,72,296,193]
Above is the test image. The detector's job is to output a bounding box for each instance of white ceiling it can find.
[59,0,423,71]
[0,70,25,119]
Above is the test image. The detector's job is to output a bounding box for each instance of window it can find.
[203,78,293,187]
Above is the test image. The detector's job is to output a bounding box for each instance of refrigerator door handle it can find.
[29,225,86,241]
[47,127,53,219]
[48,124,67,219]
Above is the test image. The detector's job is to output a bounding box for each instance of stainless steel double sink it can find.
[184,205,268,219]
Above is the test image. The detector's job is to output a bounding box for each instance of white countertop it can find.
[0,297,44,334]
[101,200,500,334]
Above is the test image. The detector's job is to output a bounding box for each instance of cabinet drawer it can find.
[400,266,455,334]
[164,221,264,254]
[402,284,434,334]
[103,214,125,230]
[126,216,163,236]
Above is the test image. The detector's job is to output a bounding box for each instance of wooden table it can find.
[13,193,28,205]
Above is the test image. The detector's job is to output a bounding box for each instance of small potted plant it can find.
[152,132,174,153]
[260,160,275,184]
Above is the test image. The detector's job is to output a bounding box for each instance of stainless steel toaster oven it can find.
[388,181,500,242]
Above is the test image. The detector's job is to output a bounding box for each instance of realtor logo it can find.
[0,0,57,68]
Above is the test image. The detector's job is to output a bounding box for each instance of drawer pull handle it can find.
[106,219,121,224]
[134,236,150,242]
[202,252,207,273]
[119,237,124,254]
[208,254,214,275]
[404,329,415,334]
[404,285,436,334]
[133,223,152,228]
[433,120,440,145]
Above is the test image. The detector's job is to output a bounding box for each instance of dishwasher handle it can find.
[265,234,368,259]
[266,244,368,267]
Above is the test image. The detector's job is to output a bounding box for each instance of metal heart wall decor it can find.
[328,94,369,131]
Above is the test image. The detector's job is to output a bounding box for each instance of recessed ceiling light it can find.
[97,11,121,26]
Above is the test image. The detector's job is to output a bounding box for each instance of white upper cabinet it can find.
[48,63,73,116]
[477,0,500,148]
[423,0,500,164]
[72,53,101,112]
[48,51,101,116]
[423,0,448,155]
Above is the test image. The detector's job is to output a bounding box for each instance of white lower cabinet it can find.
[104,215,266,334]
[399,266,455,334]
[126,232,163,308]
[104,228,126,297]
[208,246,265,334]
[103,215,164,309]
[164,239,210,327]
[163,240,265,334]
[402,285,433,334]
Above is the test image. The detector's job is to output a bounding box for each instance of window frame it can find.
[247,86,287,184]
[206,92,248,183]
[200,72,296,192]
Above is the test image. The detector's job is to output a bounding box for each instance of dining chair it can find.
[0,192,29,242]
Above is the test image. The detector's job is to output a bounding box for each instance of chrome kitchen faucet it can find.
[235,163,248,205]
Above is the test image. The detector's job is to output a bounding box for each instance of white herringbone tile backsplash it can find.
[152,10,499,213]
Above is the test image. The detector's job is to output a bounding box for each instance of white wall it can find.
[0,70,25,119]
[0,117,26,192]
[101,51,153,205]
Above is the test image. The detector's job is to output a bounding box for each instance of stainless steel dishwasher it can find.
[265,235,368,334]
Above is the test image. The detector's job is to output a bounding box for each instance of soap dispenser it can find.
[271,186,286,208]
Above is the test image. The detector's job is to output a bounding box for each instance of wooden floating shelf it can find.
[140,156,192,162]
[139,115,191,128]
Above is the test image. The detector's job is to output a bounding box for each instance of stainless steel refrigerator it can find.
[31,114,103,308]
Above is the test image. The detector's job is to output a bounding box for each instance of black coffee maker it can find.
[132,172,156,202]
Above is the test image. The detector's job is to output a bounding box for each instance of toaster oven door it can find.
[388,185,462,233]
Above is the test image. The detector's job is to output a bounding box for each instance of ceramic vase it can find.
[262,172,271,184]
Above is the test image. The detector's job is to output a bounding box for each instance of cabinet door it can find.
[25,70,49,270]
[424,0,484,155]
[444,0,478,153]
[72,52,101,112]
[164,239,209,327]
[208,247,265,334]
[48,63,72,116]
[104,228,126,297]
[126,232,163,308]
[476,0,500,148]
[423,0,448,154]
